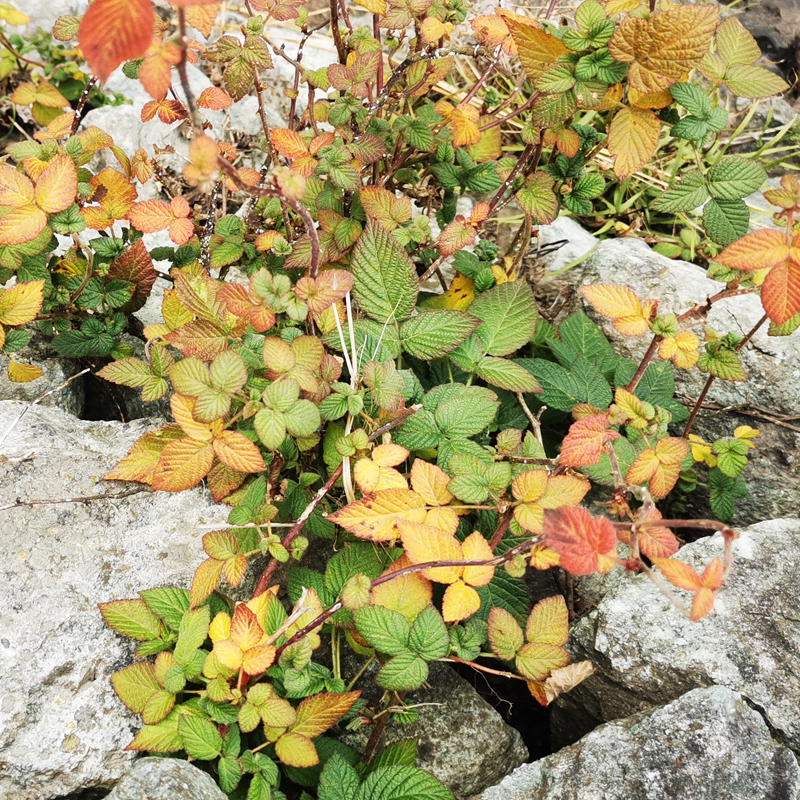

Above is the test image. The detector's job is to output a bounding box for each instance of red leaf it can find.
[559,414,620,467]
[761,258,800,326]
[108,239,156,312]
[78,0,155,81]
[544,506,618,575]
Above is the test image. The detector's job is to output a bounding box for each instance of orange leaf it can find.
[78,0,155,81]
[442,580,481,623]
[34,155,78,214]
[139,41,182,100]
[0,205,47,246]
[0,279,45,326]
[715,230,799,271]
[141,99,187,124]
[270,128,309,160]
[198,86,232,109]
[609,5,719,93]
[607,106,661,181]
[544,506,618,575]
[398,519,463,583]
[212,430,266,473]
[89,167,138,220]
[651,557,702,591]
[104,425,184,484]
[184,134,219,187]
[327,489,427,541]
[129,199,179,233]
[370,443,409,468]
[291,691,360,738]
[183,3,221,36]
[151,437,214,492]
[171,393,215,441]
[616,509,679,559]
[559,413,620,467]
[503,13,569,81]
[761,258,800,326]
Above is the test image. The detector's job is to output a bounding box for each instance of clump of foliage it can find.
[1,0,796,795]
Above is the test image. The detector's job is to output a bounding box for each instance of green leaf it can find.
[369,740,418,771]
[559,312,615,362]
[669,82,711,117]
[219,756,243,793]
[712,439,750,477]
[255,408,287,450]
[142,689,177,724]
[99,599,162,641]
[111,662,160,713]
[671,116,711,143]
[325,543,384,599]
[434,386,499,438]
[392,409,441,450]
[211,349,247,393]
[703,198,749,247]
[356,765,454,800]
[707,157,766,200]
[319,754,361,800]
[572,174,605,200]
[651,171,709,213]
[247,772,274,800]
[139,587,190,631]
[376,653,429,691]
[515,173,559,225]
[352,223,418,323]
[127,710,183,752]
[354,605,411,656]
[470,281,538,357]
[724,64,789,98]
[178,714,223,760]
[401,119,434,151]
[287,567,331,606]
[697,349,747,382]
[709,469,747,522]
[173,606,210,665]
[518,357,611,411]
[473,357,542,393]
[408,605,450,661]
[706,107,728,132]
[284,399,321,437]
[400,310,479,359]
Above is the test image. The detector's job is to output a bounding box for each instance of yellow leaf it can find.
[595,82,623,111]
[424,506,459,535]
[628,86,673,109]
[171,394,214,442]
[511,468,548,503]
[212,430,266,473]
[461,531,494,587]
[352,0,386,12]
[0,163,34,207]
[607,106,661,180]
[0,204,48,246]
[162,287,195,330]
[515,641,569,681]
[371,554,433,622]
[734,425,759,445]
[34,155,78,214]
[525,595,568,646]
[353,458,382,494]
[291,691,360,739]
[537,475,590,509]
[514,502,545,534]
[528,543,561,570]
[608,5,719,93]
[442,579,481,623]
[715,17,761,67]
[371,443,409,467]
[451,103,481,147]
[0,279,44,326]
[328,489,427,541]
[398,519,462,583]
[422,273,475,311]
[579,283,654,336]
[410,459,453,505]
[275,732,318,768]
[105,425,184,484]
[7,359,44,383]
[0,3,30,25]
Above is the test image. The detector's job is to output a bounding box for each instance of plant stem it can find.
[176,9,202,131]
[330,0,347,64]
[625,335,662,393]
[364,691,407,763]
[489,509,514,550]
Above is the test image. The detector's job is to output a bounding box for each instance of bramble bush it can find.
[0,0,797,796]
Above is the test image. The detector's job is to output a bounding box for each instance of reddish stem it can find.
[625,335,662,393]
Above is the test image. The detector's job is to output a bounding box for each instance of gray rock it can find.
[478,686,800,800]
[0,333,85,417]
[0,401,222,800]
[550,519,800,755]
[105,758,227,800]
[571,236,800,418]
[538,216,599,276]
[340,659,528,799]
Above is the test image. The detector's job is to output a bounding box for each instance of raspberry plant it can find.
[1,0,796,796]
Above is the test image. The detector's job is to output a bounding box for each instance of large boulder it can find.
[105,758,227,800]
[478,686,800,800]
[550,519,800,754]
[0,400,223,800]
